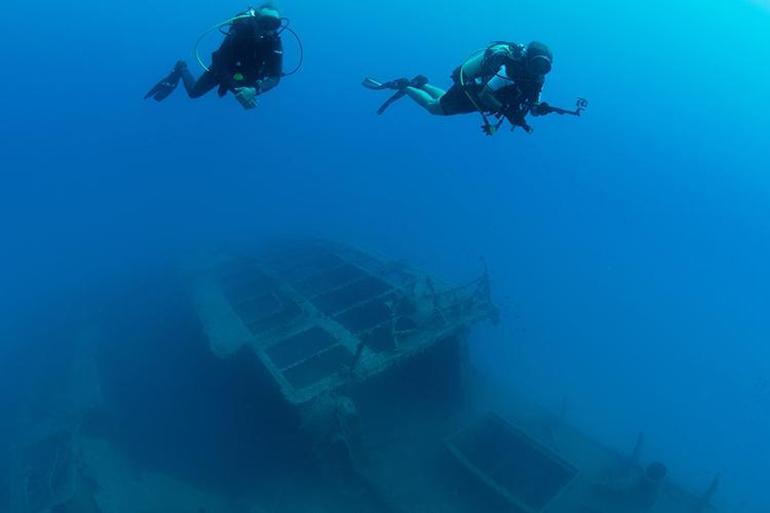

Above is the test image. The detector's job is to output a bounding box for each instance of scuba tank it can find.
[194,7,303,77]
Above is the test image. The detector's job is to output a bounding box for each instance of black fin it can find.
[372,76,429,115]
[144,71,181,101]
[377,91,407,115]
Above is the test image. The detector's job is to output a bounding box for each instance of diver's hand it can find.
[531,102,551,116]
[482,124,497,136]
[234,87,259,110]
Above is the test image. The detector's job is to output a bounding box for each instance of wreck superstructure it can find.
[190,240,497,407]
[186,240,725,513]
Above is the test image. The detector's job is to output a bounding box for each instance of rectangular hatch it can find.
[446,414,578,513]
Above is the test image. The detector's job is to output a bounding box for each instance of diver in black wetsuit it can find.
[145,5,284,110]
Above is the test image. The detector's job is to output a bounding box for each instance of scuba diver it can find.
[145,4,297,110]
[363,41,586,135]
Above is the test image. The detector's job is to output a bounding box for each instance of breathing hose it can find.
[459,47,501,134]
[194,14,255,72]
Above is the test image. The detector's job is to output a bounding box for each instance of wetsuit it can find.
[489,63,546,123]
[181,17,283,98]
[440,43,545,116]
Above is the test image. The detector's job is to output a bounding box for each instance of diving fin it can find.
[362,77,412,91]
[362,77,387,90]
[377,91,407,115]
[365,76,429,115]
[144,69,181,102]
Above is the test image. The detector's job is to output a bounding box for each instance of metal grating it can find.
[294,264,368,296]
[361,324,395,352]
[274,252,345,279]
[314,276,392,315]
[267,327,339,370]
[245,301,303,336]
[282,345,354,390]
[447,414,578,513]
[334,299,393,334]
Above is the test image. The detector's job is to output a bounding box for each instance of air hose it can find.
[459,47,503,135]
[277,19,304,77]
[194,14,255,72]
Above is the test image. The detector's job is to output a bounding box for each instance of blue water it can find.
[1,0,768,511]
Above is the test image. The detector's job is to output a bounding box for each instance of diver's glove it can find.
[234,87,259,110]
